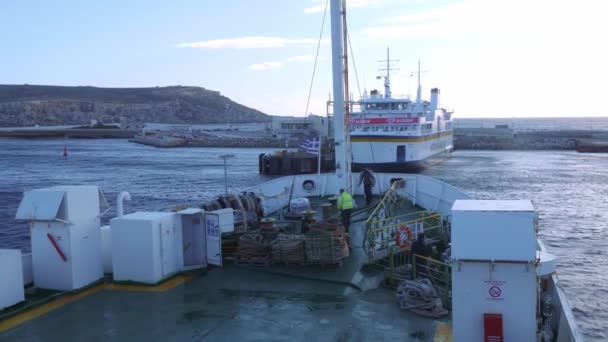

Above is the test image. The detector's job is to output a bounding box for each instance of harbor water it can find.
[0,139,606,341]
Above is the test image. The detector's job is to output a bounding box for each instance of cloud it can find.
[304,0,377,14]
[177,36,319,49]
[363,1,476,38]
[248,62,284,71]
[363,0,578,40]
[287,55,325,63]
[249,55,323,71]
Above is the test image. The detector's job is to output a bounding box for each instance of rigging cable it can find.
[347,29,376,166]
[304,0,329,119]
[346,32,376,164]
[347,31,362,99]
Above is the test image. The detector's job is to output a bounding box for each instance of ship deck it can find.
[0,196,452,341]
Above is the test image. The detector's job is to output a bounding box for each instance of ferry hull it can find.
[352,149,452,172]
[351,132,453,173]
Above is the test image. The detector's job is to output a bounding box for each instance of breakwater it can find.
[0,127,136,139]
[130,131,301,148]
[454,128,608,150]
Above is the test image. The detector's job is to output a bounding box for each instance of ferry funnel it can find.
[430,88,440,112]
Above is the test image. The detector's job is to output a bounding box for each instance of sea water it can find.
[0,139,606,340]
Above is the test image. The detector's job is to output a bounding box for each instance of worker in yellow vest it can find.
[337,189,354,232]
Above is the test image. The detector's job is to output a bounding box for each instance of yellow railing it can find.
[365,213,442,257]
[368,213,441,234]
[413,254,452,307]
[365,180,406,222]
[367,209,428,227]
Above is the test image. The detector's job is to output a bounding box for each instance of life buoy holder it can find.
[395,225,413,248]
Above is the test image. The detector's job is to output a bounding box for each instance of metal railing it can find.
[413,254,451,308]
[366,212,443,259]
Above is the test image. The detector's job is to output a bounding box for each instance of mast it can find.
[342,0,350,115]
[330,0,350,192]
[416,60,422,105]
[384,47,391,98]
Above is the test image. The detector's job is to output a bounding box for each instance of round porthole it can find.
[302,180,315,192]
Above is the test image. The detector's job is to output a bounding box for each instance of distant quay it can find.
[130,132,300,149]
[0,126,136,139]
[454,127,608,151]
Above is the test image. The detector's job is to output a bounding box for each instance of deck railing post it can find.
[412,253,417,279]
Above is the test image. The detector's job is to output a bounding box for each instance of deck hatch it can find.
[15,190,67,221]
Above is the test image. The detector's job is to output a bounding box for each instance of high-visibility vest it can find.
[338,192,354,210]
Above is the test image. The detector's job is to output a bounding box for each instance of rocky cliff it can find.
[0,85,270,127]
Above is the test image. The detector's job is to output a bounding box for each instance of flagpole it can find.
[317,136,322,175]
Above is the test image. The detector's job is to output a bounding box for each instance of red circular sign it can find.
[489,286,502,298]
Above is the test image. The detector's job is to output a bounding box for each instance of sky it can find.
[1,0,607,118]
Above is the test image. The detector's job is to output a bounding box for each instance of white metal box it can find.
[451,200,537,261]
[451,200,539,342]
[452,262,537,342]
[110,212,178,284]
[212,208,234,233]
[0,249,25,310]
[15,186,106,291]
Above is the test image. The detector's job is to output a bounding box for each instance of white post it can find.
[416,60,422,106]
[218,154,235,195]
[317,136,322,175]
[330,0,348,192]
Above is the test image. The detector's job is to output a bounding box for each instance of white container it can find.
[451,200,538,342]
[176,209,207,271]
[451,200,537,262]
[15,186,106,291]
[452,262,537,342]
[110,212,178,284]
[212,208,234,233]
[0,249,25,310]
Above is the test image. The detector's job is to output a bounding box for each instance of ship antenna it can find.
[416,60,422,105]
[378,47,399,98]
[386,47,390,98]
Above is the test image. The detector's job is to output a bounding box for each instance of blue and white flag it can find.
[300,136,320,155]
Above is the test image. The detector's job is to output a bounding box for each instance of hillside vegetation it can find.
[0,84,270,127]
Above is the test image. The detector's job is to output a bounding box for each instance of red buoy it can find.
[63,145,68,157]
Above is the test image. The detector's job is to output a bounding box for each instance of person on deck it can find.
[337,189,354,232]
[411,233,428,277]
[358,168,376,206]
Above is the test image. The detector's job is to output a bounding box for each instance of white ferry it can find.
[349,58,454,171]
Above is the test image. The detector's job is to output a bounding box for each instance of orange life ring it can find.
[396,225,413,247]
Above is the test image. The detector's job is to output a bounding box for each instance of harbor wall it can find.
[454,128,608,150]
[0,127,136,139]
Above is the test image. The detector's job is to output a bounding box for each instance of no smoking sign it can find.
[485,280,505,300]
[489,286,501,298]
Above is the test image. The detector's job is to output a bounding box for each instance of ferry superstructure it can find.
[348,55,454,171]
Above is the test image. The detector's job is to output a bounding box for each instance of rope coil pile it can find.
[396,278,448,318]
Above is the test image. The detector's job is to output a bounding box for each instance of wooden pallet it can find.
[235,255,271,267]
